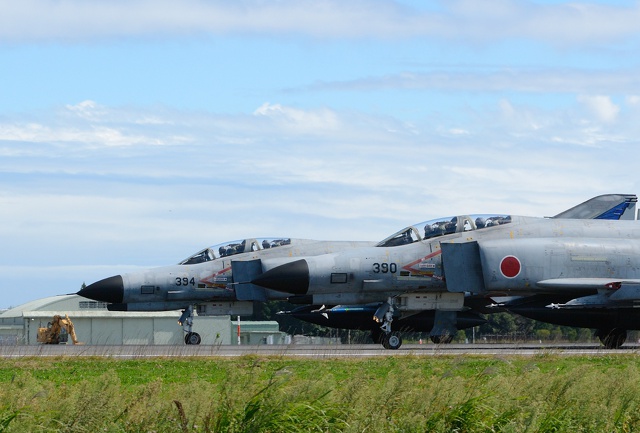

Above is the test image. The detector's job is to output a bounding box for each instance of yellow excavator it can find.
[37,314,83,345]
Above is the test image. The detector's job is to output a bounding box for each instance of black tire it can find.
[430,334,454,345]
[185,332,202,345]
[598,329,627,349]
[383,331,402,350]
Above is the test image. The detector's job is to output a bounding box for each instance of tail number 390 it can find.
[372,263,397,273]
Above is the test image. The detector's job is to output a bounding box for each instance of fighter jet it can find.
[79,194,636,348]
[78,238,372,344]
[253,194,639,349]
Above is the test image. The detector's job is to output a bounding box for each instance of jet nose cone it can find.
[252,259,309,295]
[78,275,124,303]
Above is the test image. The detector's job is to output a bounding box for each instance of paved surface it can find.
[1,343,639,358]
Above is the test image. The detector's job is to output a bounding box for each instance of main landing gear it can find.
[179,305,201,345]
[596,328,627,349]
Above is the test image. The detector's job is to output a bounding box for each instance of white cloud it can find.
[309,68,640,95]
[253,103,341,133]
[577,95,620,123]
[0,101,195,149]
[443,0,640,45]
[65,100,107,119]
[1,0,640,46]
[626,95,640,106]
[0,121,165,147]
[448,128,469,136]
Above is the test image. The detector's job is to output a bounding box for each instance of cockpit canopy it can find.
[376,215,511,247]
[179,238,292,265]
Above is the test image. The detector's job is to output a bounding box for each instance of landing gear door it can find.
[231,259,268,301]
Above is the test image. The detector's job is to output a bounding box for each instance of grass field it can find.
[2,354,640,432]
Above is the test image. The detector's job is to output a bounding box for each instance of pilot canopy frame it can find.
[179,238,292,265]
[376,214,511,248]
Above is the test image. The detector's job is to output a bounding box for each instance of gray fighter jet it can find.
[79,238,372,344]
[252,194,639,349]
[80,194,636,347]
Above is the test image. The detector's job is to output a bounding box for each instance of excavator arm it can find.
[37,314,82,345]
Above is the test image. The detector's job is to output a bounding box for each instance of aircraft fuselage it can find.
[253,216,640,304]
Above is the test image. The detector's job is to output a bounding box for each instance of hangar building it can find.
[0,295,286,346]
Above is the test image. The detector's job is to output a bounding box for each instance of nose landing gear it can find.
[179,305,201,345]
[374,298,403,350]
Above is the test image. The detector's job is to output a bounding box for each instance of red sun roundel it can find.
[500,256,521,278]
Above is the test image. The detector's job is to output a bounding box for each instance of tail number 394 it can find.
[176,277,196,286]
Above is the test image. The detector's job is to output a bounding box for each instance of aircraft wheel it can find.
[383,331,402,350]
[430,334,453,345]
[185,332,202,345]
[598,329,626,349]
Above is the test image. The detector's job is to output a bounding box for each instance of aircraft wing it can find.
[552,193,637,220]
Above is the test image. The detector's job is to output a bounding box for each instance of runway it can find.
[1,343,639,358]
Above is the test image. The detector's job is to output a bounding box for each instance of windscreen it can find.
[376,215,510,247]
[179,238,292,264]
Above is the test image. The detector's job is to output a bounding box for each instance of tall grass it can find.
[1,354,640,432]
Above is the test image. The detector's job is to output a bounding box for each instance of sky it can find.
[1,0,640,308]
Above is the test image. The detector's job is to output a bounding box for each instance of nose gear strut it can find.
[373,297,403,349]
[179,305,201,345]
